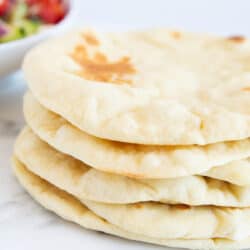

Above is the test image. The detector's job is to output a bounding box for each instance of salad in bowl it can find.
[0,0,75,78]
[0,0,68,43]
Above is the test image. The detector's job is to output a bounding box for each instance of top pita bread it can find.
[23,28,250,145]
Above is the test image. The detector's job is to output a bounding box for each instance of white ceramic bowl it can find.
[0,0,77,78]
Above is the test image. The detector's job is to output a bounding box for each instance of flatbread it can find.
[203,160,250,187]
[12,158,250,249]
[24,93,250,182]
[23,28,250,145]
[14,127,250,208]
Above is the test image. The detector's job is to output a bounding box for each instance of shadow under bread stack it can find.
[13,28,250,250]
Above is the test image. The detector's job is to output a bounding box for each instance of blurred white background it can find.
[74,0,250,35]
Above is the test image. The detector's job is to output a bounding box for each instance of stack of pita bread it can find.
[12,28,250,249]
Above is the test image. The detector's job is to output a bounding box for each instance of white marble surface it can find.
[2,0,250,249]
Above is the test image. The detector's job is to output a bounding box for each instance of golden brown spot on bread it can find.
[227,36,245,43]
[175,204,191,210]
[94,52,107,63]
[71,45,135,84]
[171,31,181,39]
[134,203,143,209]
[242,87,250,91]
[82,32,99,46]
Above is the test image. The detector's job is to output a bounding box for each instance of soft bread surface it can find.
[24,93,250,182]
[14,127,250,207]
[23,29,250,145]
[13,129,250,241]
[12,158,250,249]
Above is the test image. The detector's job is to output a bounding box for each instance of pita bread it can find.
[203,160,250,186]
[24,93,250,182]
[14,128,250,207]
[12,158,250,249]
[23,29,250,145]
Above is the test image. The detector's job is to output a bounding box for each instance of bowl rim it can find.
[0,0,75,51]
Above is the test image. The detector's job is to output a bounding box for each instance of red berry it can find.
[0,0,10,16]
